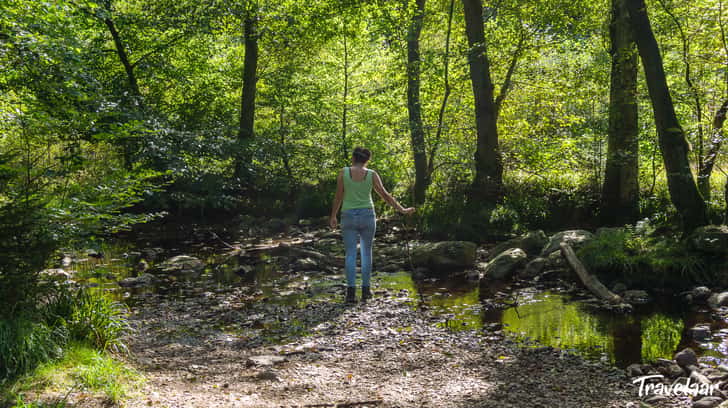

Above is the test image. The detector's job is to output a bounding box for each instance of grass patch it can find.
[4,343,143,406]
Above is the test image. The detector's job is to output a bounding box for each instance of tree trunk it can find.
[625,0,707,231]
[601,0,640,226]
[341,25,350,164]
[427,0,455,182]
[236,14,259,178]
[407,0,427,205]
[461,0,503,202]
[103,17,140,98]
[494,33,526,121]
[698,98,728,199]
[560,243,623,304]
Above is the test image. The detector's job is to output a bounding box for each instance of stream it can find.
[65,221,728,370]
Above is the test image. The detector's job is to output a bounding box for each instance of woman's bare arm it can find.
[329,170,345,228]
[372,171,414,214]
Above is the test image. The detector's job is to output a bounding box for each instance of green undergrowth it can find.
[577,225,726,289]
[0,285,135,406]
[4,343,143,407]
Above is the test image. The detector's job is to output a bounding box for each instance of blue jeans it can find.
[341,208,376,288]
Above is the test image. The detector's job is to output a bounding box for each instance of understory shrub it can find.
[577,224,722,288]
[0,286,129,383]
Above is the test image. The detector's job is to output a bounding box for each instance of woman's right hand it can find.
[329,215,338,230]
[400,207,416,215]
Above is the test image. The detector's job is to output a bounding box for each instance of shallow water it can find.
[68,235,728,369]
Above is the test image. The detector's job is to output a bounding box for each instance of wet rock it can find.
[690,370,713,387]
[704,368,728,382]
[487,230,548,259]
[692,286,713,301]
[520,230,549,257]
[246,355,287,367]
[141,247,165,261]
[690,325,712,341]
[709,292,728,309]
[623,290,651,304]
[689,225,728,255]
[519,257,546,279]
[719,364,728,373]
[655,359,684,378]
[119,273,156,288]
[693,397,724,408]
[293,257,318,271]
[675,348,699,369]
[545,251,566,268]
[611,282,627,294]
[85,248,103,258]
[541,230,595,256]
[626,363,643,377]
[411,241,477,271]
[152,255,205,276]
[39,268,72,280]
[482,248,528,280]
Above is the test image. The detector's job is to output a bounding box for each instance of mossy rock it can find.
[688,225,728,256]
[411,241,477,272]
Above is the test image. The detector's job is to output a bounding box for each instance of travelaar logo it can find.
[633,374,720,397]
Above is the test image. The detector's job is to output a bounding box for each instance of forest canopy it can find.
[1,0,727,249]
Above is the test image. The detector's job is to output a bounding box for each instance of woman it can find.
[329,147,415,304]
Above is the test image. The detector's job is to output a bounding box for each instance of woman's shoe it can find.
[345,287,357,304]
[361,286,372,302]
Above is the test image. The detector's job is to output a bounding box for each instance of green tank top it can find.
[342,167,374,211]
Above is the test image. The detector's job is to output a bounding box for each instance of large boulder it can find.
[152,255,205,276]
[674,348,698,369]
[411,241,477,271]
[689,225,728,255]
[487,230,549,259]
[708,292,728,309]
[483,248,528,280]
[519,257,547,279]
[541,230,595,256]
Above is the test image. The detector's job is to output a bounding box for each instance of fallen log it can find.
[559,242,622,304]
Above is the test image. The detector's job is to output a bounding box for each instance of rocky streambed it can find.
[44,217,728,407]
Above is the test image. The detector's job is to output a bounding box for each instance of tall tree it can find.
[406,0,427,205]
[462,0,503,202]
[236,7,260,179]
[625,0,707,231]
[341,20,350,164]
[601,0,639,226]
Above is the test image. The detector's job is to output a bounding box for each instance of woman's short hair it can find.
[352,147,371,164]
